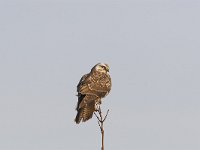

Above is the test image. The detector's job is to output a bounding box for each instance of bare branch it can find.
[94,106,109,150]
[102,109,109,122]
[94,112,101,122]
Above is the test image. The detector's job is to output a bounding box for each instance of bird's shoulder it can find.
[77,73,90,91]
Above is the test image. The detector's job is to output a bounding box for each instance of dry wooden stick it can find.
[94,107,109,150]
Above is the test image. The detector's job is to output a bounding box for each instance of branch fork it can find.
[94,107,109,150]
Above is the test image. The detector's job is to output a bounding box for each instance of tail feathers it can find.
[74,102,95,124]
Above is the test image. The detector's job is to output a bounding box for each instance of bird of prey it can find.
[75,63,112,124]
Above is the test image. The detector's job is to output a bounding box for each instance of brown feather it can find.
[75,97,97,124]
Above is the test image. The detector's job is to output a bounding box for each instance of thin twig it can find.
[94,106,110,150]
[94,112,101,122]
[103,109,109,122]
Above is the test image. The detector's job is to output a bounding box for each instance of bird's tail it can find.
[74,102,95,124]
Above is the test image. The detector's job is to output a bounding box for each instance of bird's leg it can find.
[94,98,102,111]
[95,102,100,111]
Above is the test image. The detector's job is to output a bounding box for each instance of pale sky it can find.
[0,0,200,150]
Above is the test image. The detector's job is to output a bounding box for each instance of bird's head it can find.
[92,63,110,73]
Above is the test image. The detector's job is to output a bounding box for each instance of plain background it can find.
[0,0,200,150]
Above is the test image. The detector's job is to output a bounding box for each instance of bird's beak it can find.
[106,66,109,72]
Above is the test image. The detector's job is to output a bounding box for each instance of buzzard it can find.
[75,63,112,124]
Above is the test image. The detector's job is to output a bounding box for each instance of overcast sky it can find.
[0,0,200,150]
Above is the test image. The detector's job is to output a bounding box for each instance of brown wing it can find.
[75,73,99,124]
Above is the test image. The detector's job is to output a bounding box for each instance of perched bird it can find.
[75,63,112,124]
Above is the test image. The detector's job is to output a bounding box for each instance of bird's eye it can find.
[102,66,106,70]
